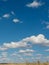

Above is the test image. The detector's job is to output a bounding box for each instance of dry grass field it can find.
[0,62,49,65]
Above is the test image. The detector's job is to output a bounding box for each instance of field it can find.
[0,62,49,65]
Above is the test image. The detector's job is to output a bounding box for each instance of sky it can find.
[0,0,49,63]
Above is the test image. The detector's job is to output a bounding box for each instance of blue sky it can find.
[0,0,49,63]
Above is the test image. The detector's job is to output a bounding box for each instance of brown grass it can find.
[0,61,49,65]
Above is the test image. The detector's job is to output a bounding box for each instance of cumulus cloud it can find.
[44,22,49,29]
[35,57,41,60]
[44,56,49,59]
[0,34,48,50]
[3,14,10,18]
[0,12,21,24]
[19,57,23,60]
[42,21,49,25]
[0,17,2,20]
[11,52,22,59]
[19,49,35,53]
[42,21,49,29]
[11,53,17,56]
[0,34,48,49]
[0,46,7,51]
[3,42,27,48]
[45,22,49,29]
[26,0,44,8]
[36,54,42,57]
[24,53,32,56]
[46,25,49,29]
[13,18,20,23]
[22,34,49,45]
[45,49,49,52]
[11,11,15,15]
[1,52,8,58]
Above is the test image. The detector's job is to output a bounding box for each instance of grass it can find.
[0,61,49,65]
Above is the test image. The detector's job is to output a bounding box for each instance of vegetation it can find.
[0,61,49,65]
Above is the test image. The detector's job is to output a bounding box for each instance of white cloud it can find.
[19,49,35,53]
[1,52,8,58]
[44,56,49,59]
[11,52,21,57]
[11,11,15,15]
[0,46,7,51]
[11,53,17,56]
[32,57,34,60]
[24,53,32,56]
[22,34,49,45]
[13,18,20,23]
[35,57,41,60]
[45,49,49,52]
[3,14,10,18]
[3,42,27,48]
[0,34,48,49]
[26,0,44,8]
[42,21,49,29]
[42,21,49,25]
[36,54,42,57]
[46,25,49,29]
[0,17,2,20]
[0,12,21,24]
[19,57,23,60]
